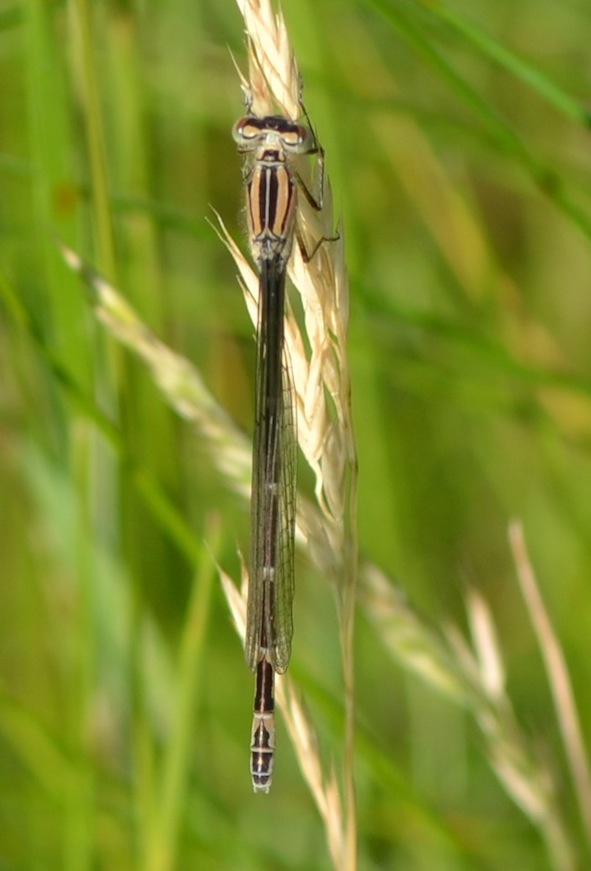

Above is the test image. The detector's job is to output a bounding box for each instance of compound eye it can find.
[232,116,264,145]
[279,124,311,152]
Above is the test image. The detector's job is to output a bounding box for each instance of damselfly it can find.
[233,110,324,792]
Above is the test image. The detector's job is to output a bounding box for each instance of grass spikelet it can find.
[60,243,252,501]
[510,521,591,851]
[224,0,358,865]
[234,0,300,118]
[360,559,578,871]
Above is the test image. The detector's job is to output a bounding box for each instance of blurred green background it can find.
[2,0,591,868]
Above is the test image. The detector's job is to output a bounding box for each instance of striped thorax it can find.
[233,115,315,266]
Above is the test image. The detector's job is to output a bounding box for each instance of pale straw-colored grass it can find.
[223,1,358,868]
[510,521,591,854]
[360,550,579,871]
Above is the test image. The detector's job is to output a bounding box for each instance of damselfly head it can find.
[233,115,313,154]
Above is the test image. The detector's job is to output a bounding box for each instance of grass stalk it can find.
[510,521,591,852]
[228,1,359,866]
